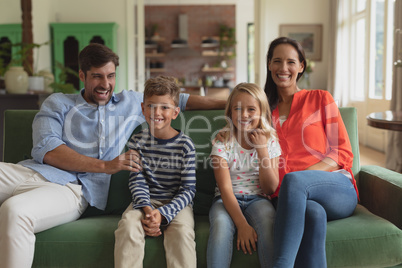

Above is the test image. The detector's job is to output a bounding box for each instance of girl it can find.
[207,83,281,268]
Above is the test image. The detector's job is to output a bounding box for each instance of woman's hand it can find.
[212,129,227,144]
[236,222,258,255]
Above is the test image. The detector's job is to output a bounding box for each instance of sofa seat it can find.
[2,108,402,268]
[33,198,402,268]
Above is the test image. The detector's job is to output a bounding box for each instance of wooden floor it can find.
[359,144,386,168]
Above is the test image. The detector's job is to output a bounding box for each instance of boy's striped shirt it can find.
[128,128,196,224]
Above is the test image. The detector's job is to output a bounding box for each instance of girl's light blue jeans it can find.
[207,195,276,268]
[273,170,358,268]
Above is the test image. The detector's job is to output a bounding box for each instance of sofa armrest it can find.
[358,165,402,229]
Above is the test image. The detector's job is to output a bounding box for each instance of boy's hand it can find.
[236,223,258,255]
[141,208,162,237]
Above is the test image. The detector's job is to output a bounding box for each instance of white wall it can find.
[1,0,329,91]
[0,1,54,75]
[0,0,253,90]
[256,0,330,90]
[0,1,20,23]
[0,0,133,90]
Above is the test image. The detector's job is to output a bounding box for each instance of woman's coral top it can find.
[271,89,358,198]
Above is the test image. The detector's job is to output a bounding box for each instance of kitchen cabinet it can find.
[144,5,236,87]
[50,23,117,90]
[145,38,166,74]
[0,24,22,69]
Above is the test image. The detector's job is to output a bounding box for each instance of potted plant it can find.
[49,61,79,94]
[0,41,50,93]
[218,24,236,67]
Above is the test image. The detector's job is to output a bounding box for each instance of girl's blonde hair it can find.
[222,82,277,142]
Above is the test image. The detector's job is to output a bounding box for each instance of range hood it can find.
[171,14,189,48]
[168,14,200,57]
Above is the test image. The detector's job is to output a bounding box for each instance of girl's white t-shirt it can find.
[210,137,281,197]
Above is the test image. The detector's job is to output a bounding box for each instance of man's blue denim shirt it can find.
[19,89,189,210]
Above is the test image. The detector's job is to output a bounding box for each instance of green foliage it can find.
[304,59,315,74]
[49,61,79,94]
[0,41,50,76]
[218,24,236,60]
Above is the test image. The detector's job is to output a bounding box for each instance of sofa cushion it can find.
[326,204,402,267]
[33,215,119,267]
[81,170,132,218]
[34,205,402,268]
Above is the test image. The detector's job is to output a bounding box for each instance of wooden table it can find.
[367,110,402,131]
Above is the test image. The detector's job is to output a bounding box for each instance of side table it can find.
[367,110,402,131]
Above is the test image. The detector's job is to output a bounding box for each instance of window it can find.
[370,0,394,100]
[247,23,255,83]
[337,0,394,102]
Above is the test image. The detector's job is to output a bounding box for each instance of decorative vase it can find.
[28,76,45,92]
[4,66,29,94]
[38,70,55,93]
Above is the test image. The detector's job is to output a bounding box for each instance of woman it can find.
[265,37,358,267]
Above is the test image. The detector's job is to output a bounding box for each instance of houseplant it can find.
[298,58,315,89]
[49,61,79,94]
[218,24,236,67]
[0,41,50,93]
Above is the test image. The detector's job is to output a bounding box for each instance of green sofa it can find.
[2,107,402,268]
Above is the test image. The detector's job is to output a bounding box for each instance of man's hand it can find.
[141,207,162,237]
[236,222,258,255]
[103,149,142,174]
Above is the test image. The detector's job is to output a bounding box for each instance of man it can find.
[0,43,225,268]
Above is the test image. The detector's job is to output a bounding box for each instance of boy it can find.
[114,76,197,268]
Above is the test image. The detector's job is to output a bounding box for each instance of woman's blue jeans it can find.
[207,195,276,268]
[273,170,358,268]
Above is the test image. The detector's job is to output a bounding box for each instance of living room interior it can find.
[0,1,401,267]
[0,0,400,170]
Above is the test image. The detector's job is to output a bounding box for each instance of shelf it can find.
[202,51,233,57]
[145,44,158,49]
[201,36,219,48]
[149,68,166,72]
[202,67,234,72]
[145,53,165,57]
[145,37,165,48]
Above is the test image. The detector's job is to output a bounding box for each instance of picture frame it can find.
[279,24,323,61]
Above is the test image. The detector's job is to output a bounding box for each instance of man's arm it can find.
[43,145,141,174]
[33,94,142,175]
[185,95,226,110]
